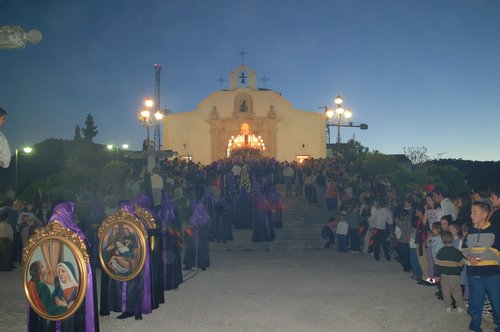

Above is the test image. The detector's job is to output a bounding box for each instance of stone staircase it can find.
[211,184,334,251]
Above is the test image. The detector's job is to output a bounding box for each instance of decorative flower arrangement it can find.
[229,145,262,160]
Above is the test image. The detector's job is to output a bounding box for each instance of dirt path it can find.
[2,249,494,331]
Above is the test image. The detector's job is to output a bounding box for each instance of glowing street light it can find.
[138,97,163,148]
[324,95,368,155]
[107,143,129,160]
[15,146,33,195]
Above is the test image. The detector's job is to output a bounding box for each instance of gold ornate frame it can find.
[133,205,157,251]
[133,205,157,230]
[98,209,147,282]
[22,221,89,321]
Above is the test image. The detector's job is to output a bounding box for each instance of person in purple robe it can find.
[158,192,183,290]
[102,200,148,321]
[133,195,164,309]
[28,201,99,332]
[268,186,283,229]
[251,183,276,243]
[214,196,233,243]
[202,186,216,241]
[183,187,210,270]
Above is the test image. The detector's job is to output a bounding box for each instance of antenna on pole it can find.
[153,64,162,151]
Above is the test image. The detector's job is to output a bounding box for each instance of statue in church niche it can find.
[240,100,248,113]
[267,105,276,119]
[209,106,220,120]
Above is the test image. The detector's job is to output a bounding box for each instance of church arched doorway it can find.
[226,122,266,158]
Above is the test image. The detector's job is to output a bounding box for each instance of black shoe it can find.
[135,313,142,320]
[99,310,110,316]
[201,267,207,271]
[183,267,192,270]
[117,312,134,319]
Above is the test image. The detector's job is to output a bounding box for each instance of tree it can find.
[403,146,430,165]
[103,160,130,197]
[82,114,98,142]
[74,125,82,141]
[356,152,404,178]
[342,139,369,162]
[419,164,468,194]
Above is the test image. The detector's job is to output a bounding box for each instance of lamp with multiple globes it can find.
[138,97,163,148]
[324,95,368,154]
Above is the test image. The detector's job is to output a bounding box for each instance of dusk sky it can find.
[1,0,499,161]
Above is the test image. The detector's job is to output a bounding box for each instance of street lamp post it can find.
[107,143,129,160]
[138,97,164,149]
[15,146,33,195]
[324,95,368,155]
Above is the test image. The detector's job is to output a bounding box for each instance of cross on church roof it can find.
[216,75,226,90]
[238,49,248,65]
[260,75,270,88]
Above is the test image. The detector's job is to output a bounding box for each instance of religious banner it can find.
[98,209,148,282]
[22,222,89,321]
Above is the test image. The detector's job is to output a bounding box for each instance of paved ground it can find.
[0,248,494,332]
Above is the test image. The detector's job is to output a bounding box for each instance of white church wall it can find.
[164,111,212,164]
[276,109,326,161]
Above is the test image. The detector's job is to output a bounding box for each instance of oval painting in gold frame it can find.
[23,223,88,321]
[98,209,147,282]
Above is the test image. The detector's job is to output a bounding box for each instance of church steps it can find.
[211,184,335,251]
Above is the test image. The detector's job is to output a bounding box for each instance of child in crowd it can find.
[459,223,469,300]
[395,209,412,272]
[430,222,444,259]
[0,213,14,271]
[414,205,430,283]
[321,217,337,249]
[336,211,349,252]
[409,222,423,281]
[428,222,444,295]
[434,231,465,313]
[448,223,462,249]
[440,215,452,232]
[346,205,364,253]
[463,201,500,332]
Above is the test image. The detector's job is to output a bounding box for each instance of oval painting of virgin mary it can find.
[23,236,88,321]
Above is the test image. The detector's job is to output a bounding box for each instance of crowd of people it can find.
[277,157,500,332]
[1,147,500,331]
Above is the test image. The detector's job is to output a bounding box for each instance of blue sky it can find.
[1,0,499,161]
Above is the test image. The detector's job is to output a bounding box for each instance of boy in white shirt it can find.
[336,211,349,252]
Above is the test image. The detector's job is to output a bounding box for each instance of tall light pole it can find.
[324,95,368,155]
[15,146,33,195]
[107,143,129,160]
[138,97,164,149]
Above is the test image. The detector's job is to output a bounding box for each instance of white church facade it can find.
[163,64,327,164]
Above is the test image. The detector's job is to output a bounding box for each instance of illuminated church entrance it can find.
[226,122,266,158]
